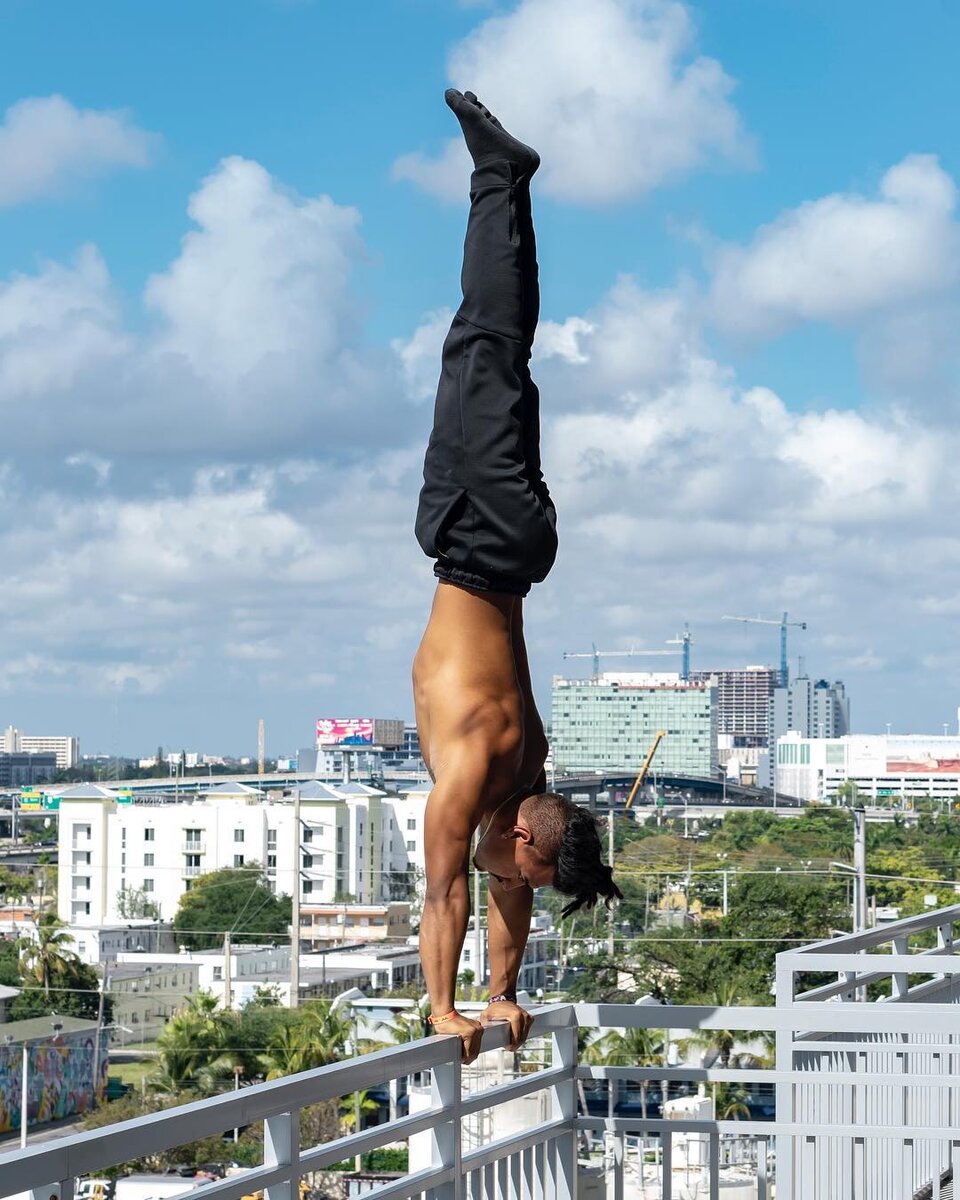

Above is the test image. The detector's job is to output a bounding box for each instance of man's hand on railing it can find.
[432,1012,485,1063]
[480,999,533,1051]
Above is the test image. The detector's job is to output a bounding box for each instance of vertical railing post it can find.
[775,956,795,1200]
[429,1047,462,1200]
[892,935,909,1000]
[549,1026,578,1200]
[264,1108,301,1200]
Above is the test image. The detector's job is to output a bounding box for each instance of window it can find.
[144,853,154,867]
[407,818,417,831]
[143,879,154,892]
[267,854,277,870]
[407,840,416,852]
[234,854,245,868]
[303,881,313,894]
[185,828,201,844]
[185,854,200,868]
[303,854,313,869]
[213,966,222,981]
[267,829,277,846]
[144,828,155,842]
[234,829,245,843]
[303,828,313,843]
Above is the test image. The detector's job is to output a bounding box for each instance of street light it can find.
[17,1021,64,1148]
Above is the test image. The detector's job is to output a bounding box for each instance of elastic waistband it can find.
[434,562,531,598]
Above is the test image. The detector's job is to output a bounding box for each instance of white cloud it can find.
[145,156,363,385]
[0,156,407,456]
[0,95,154,207]
[394,0,752,204]
[709,154,960,336]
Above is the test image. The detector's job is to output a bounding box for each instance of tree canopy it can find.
[172,865,291,950]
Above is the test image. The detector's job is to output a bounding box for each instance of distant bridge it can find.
[552,772,805,811]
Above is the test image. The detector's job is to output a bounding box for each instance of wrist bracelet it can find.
[489,993,517,1004]
[427,1009,458,1025]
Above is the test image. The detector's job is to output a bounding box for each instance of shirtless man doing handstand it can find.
[413,90,621,1064]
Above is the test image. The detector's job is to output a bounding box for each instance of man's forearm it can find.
[420,882,470,1013]
[486,882,533,997]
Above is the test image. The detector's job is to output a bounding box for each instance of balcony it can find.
[182,865,202,878]
[2,906,960,1200]
[181,841,205,855]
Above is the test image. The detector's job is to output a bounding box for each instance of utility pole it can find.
[853,806,867,933]
[607,807,616,956]
[722,869,729,917]
[223,931,232,1010]
[290,789,301,1009]
[20,1042,28,1149]
[91,968,108,1108]
[258,718,265,782]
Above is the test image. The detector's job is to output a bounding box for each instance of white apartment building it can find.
[2,726,79,769]
[58,780,432,928]
[775,731,960,803]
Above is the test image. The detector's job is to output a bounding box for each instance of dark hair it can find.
[522,793,623,919]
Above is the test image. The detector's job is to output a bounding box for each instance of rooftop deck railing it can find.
[2,905,960,1200]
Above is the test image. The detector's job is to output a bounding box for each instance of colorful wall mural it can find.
[0,1027,108,1134]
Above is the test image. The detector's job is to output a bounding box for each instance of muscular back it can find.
[413,582,524,818]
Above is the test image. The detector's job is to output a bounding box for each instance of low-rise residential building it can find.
[298,902,411,950]
[68,922,177,966]
[108,961,200,1045]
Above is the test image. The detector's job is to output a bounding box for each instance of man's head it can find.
[502,792,623,916]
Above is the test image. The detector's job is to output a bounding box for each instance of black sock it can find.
[445,89,540,176]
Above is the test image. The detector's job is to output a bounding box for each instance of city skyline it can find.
[4,1,960,749]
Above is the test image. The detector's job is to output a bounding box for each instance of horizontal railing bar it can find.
[795,958,949,1002]
[576,1002,960,1034]
[579,1065,960,1087]
[578,1116,960,1140]
[790,952,960,974]
[461,1118,570,1174]
[460,1065,572,1118]
[300,1107,450,1170]
[782,904,960,955]
[786,1037,960,1051]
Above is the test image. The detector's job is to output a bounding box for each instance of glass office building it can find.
[550,673,718,777]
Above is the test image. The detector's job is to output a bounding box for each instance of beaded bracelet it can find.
[427,1009,458,1025]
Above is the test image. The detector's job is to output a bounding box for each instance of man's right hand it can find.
[435,1013,484,1064]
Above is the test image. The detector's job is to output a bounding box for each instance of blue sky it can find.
[2,0,960,755]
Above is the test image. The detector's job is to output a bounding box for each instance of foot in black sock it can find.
[445,89,540,176]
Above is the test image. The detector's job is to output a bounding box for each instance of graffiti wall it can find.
[0,1028,108,1134]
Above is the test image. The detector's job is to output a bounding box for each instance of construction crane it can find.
[563,643,676,681]
[666,623,693,682]
[257,718,265,780]
[722,611,807,686]
[624,730,667,810]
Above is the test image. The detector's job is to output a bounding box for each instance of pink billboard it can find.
[316,718,375,748]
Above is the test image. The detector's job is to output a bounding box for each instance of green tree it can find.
[20,914,79,998]
[713,1080,751,1119]
[172,866,291,950]
[261,1001,353,1078]
[151,993,236,1095]
[583,1025,665,1125]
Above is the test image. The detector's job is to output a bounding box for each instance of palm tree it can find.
[713,1080,751,1120]
[679,981,752,1069]
[20,915,80,998]
[261,1000,352,1079]
[338,1089,379,1133]
[584,1026,666,1126]
[152,992,236,1095]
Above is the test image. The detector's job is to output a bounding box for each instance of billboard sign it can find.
[886,755,960,774]
[317,718,375,748]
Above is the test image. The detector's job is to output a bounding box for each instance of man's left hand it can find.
[479,1000,533,1050]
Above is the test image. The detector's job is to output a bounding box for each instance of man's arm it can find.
[482,876,534,1049]
[420,773,485,1063]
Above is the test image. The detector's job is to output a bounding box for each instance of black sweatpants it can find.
[414,157,558,597]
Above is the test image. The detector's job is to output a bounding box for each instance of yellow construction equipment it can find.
[624,730,666,810]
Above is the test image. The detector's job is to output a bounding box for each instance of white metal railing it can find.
[2,905,960,1200]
